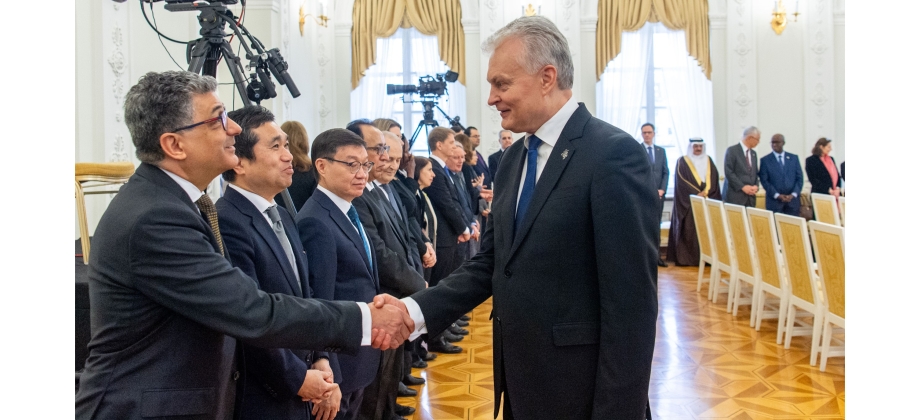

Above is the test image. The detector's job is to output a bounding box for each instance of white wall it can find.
[76,0,845,235]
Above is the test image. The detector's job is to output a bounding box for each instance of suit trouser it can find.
[336,388,365,420]
[358,345,402,420]
[766,196,801,216]
[656,195,664,257]
[431,244,462,287]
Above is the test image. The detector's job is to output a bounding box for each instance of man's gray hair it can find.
[482,16,574,90]
[499,129,513,139]
[124,71,219,164]
[742,126,760,139]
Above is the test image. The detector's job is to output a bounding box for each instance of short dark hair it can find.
[413,156,431,180]
[427,127,455,151]
[124,71,218,164]
[222,106,276,182]
[812,137,832,156]
[311,128,367,181]
[641,123,655,132]
[463,126,478,136]
[346,118,374,139]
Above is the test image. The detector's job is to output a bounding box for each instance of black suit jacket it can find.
[488,149,504,187]
[352,186,426,298]
[805,155,842,196]
[393,172,430,258]
[410,104,659,419]
[424,158,468,249]
[217,187,321,420]
[295,189,381,395]
[722,143,760,206]
[644,143,669,192]
[76,163,362,420]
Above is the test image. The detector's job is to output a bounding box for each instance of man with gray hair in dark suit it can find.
[722,126,761,207]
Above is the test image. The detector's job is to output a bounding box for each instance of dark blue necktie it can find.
[647,146,655,164]
[346,205,373,270]
[515,135,542,235]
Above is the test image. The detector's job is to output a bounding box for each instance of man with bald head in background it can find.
[488,129,514,185]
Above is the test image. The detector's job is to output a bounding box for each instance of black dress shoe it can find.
[459,314,471,321]
[395,404,416,417]
[448,324,469,336]
[398,382,418,397]
[422,352,437,361]
[403,374,426,386]
[454,319,469,327]
[411,359,428,369]
[442,331,464,343]
[657,259,668,268]
[428,337,462,354]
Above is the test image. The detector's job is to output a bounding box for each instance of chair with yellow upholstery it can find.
[775,213,824,365]
[809,220,845,371]
[75,162,135,264]
[811,193,841,226]
[689,196,715,296]
[704,199,734,308]
[723,203,759,325]
[747,208,791,344]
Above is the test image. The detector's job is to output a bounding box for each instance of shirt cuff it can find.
[792,192,798,197]
[773,193,780,199]
[401,297,428,341]
[463,227,470,235]
[358,302,372,346]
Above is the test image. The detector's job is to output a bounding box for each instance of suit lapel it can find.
[281,213,309,298]
[315,191,373,273]
[226,188,302,295]
[495,140,525,253]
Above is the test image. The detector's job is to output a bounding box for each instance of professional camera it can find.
[387,70,459,97]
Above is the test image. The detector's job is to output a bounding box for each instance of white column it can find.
[579,0,599,116]
[102,2,133,164]
[724,0,758,167]
[708,0,727,156]
[332,0,355,129]
[803,0,836,153]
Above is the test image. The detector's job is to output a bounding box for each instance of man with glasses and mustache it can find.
[295,127,383,420]
[76,71,412,419]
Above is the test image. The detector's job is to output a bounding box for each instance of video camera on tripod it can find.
[386,70,463,149]
[143,0,300,106]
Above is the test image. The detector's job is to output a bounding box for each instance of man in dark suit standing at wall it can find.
[216,106,339,420]
[488,129,514,186]
[75,71,410,419]
[295,128,386,420]
[723,126,761,207]
[641,122,669,267]
[377,17,658,420]
[758,133,803,216]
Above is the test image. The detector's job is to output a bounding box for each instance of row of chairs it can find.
[689,196,845,371]
[812,193,846,227]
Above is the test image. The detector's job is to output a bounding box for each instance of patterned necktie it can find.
[745,149,752,171]
[265,205,301,292]
[647,146,655,164]
[347,205,373,270]
[515,135,542,236]
[195,194,225,257]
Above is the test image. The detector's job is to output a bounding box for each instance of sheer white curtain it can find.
[657,26,715,160]
[351,27,466,140]
[595,27,651,135]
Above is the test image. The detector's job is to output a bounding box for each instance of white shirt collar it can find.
[227,183,276,214]
[529,96,578,147]
[773,151,785,159]
[365,182,377,192]
[159,167,205,203]
[316,185,352,215]
[373,180,389,198]
[430,154,447,169]
[739,141,752,153]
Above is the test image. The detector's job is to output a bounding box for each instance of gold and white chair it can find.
[689,196,715,296]
[809,220,845,371]
[704,199,734,308]
[724,204,759,325]
[837,196,846,226]
[775,213,824,365]
[747,208,791,344]
[75,162,135,264]
[811,193,841,226]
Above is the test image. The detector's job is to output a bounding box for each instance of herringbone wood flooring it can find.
[398,265,844,419]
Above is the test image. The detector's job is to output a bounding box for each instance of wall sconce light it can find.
[522,4,540,17]
[300,0,329,35]
[771,0,800,35]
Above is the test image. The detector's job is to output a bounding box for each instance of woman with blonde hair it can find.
[273,121,317,212]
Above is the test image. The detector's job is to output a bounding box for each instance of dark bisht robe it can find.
[667,156,722,266]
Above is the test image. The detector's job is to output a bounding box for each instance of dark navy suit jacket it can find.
[295,189,381,395]
[216,186,323,420]
[758,152,803,212]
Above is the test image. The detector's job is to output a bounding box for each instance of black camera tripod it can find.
[408,101,465,151]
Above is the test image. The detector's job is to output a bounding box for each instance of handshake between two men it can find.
[366,293,418,350]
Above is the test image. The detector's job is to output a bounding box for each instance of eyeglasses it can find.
[323,158,374,174]
[173,110,228,133]
[365,144,391,154]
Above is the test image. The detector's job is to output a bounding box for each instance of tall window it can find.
[351,27,466,156]
[596,23,714,197]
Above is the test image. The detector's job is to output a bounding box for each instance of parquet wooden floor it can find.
[398,265,844,419]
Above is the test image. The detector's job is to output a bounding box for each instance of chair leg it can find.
[726,272,736,313]
[696,260,706,293]
[75,180,91,265]
[748,284,759,328]
[708,266,718,302]
[783,305,796,349]
[776,297,788,345]
[809,310,824,366]
[820,317,833,372]
[754,290,764,331]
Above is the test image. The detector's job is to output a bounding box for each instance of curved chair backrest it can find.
[690,196,712,258]
[811,193,841,226]
[775,214,819,305]
[809,221,846,319]
[747,208,784,291]
[705,199,733,267]
[724,204,756,278]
